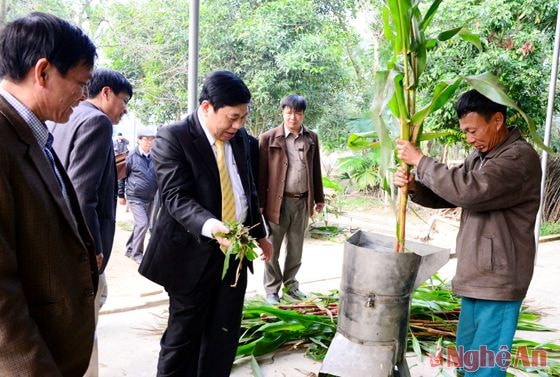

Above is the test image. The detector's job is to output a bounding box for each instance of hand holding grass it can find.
[214,221,266,287]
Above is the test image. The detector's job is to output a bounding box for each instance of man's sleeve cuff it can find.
[201,218,221,238]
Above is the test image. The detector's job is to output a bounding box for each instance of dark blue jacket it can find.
[121,146,158,202]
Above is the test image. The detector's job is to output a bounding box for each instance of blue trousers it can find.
[455,297,522,376]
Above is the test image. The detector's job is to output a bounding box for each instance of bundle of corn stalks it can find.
[236,275,560,376]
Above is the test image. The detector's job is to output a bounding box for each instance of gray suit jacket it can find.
[50,101,117,273]
[0,97,98,376]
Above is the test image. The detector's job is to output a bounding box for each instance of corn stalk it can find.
[349,0,546,252]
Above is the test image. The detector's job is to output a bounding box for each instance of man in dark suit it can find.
[49,68,133,377]
[139,70,272,377]
[0,12,99,376]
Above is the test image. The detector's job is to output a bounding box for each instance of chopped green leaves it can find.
[215,221,260,287]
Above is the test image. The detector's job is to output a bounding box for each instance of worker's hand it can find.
[118,197,126,206]
[394,167,416,191]
[315,202,325,213]
[396,140,424,167]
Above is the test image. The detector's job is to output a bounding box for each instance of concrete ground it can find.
[97,205,560,376]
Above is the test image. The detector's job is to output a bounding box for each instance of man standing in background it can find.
[0,12,98,375]
[258,94,325,304]
[49,68,133,377]
[120,129,158,264]
[114,132,130,154]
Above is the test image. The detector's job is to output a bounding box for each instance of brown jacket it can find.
[258,125,324,224]
[0,97,98,376]
[410,128,541,301]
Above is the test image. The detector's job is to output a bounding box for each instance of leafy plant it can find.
[337,150,383,193]
[539,221,560,237]
[308,176,347,240]
[215,221,260,287]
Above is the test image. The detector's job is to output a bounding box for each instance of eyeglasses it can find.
[283,110,304,117]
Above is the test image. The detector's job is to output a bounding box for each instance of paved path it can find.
[97,205,559,376]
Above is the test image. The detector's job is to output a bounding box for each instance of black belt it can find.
[284,192,308,199]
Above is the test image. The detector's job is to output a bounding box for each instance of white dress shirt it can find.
[197,108,248,238]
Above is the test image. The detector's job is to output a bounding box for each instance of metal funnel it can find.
[320,231,450,377]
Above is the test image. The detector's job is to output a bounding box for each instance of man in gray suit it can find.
[49,68,132,377]
[0,12,99,375]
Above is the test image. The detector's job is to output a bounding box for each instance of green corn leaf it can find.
[459,32,482,52]
[253,334,290,355]
[386,0,412,54]
[421,0,444,31]
[392,73,409,123]
[382,5,396,52]
[222,247,231,279]
[410,5,427,82]
[437,26,463,42]
[425,38,438,49]
[237,340,257,356]
[418,130,457,142]
[347,131,380,150]
[410,332,423,360]
[464,72,552,152]
[322,176,343,192]
[411,78,461,128]
[258,322,307,333]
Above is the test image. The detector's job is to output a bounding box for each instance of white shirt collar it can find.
[197,106,218,146]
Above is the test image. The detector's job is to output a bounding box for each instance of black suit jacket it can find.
[139,111,265,293]
[49,101,117,273]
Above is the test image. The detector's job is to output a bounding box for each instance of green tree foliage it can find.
[0,0,104,32]
[337,150,383,193]
[99,0,363,148]
[419,0,558,147]
[204,0,357,138]
[100,0,190,123]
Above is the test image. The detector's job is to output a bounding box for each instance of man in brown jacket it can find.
[258,94,325,304]
[0,12,99,376]
[394,89,541,377]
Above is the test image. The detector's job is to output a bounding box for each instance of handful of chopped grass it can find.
[215,221,260,287]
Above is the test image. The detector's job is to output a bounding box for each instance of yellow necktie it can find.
[215,140,236,223]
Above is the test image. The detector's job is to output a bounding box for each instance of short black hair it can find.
[87,68,133,99]
[198,70,251,110]
[455,89,507,122]
[0,12,96,81]
[280,94,307,112]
